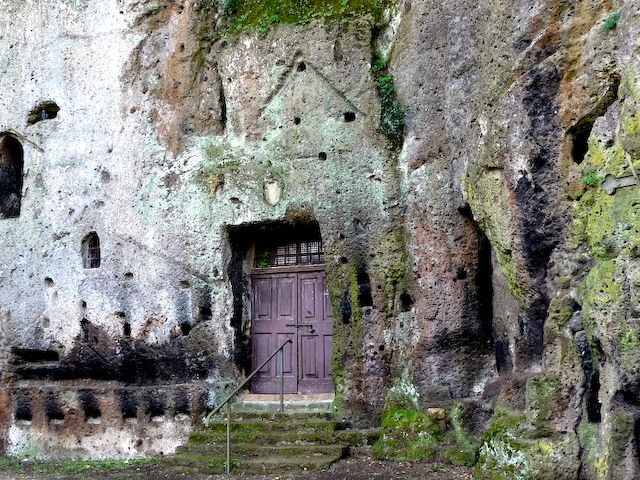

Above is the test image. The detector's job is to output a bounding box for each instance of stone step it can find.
[166,402,378,475]
[177,442,349,458]
[208,411,336,422]
[230,393,335,414]
[202,418,344,435]
[189,427,379,446]
[165,451,343,475]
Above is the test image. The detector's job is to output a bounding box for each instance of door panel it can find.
[251,274,298,393]
[300,334,318,378]
[297,272,333,394]
[251,270,333,394]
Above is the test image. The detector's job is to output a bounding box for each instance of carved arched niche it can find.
[82,232,101,269]
[0,135,24,219]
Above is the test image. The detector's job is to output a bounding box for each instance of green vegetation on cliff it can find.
[208,0,394,34]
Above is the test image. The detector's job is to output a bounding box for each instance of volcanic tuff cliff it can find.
[0,0,638,477]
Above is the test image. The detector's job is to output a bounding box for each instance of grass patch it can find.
[0,457,159,476]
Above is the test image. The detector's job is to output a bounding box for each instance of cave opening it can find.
[568,75,620,165]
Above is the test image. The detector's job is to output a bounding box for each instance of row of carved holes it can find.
[15,390,190,423]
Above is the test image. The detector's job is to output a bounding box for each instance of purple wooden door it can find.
[251,273,298,393]
[251,269,333,394]
[297,272,333,393]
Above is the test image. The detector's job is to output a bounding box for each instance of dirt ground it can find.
[0,453,473,480]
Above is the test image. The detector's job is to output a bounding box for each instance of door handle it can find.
[285,324,315,333]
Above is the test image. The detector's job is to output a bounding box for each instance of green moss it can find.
[371,228,410,310]
[372,405,480,467]
[476,408,580,480]
[580,259,625,358]
[579,421,601,476]
[189,432,209,444]
[546,296,574,329]
[475,411,533,480]
[578,182,640,259]
[579,417,633,480]
[372,409,441,461]
[383,378,420,413]
[525,376,559,436]
[444,445,477,467]
[211,0,394,35]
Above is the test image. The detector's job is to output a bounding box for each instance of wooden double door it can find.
[251,267,333,394]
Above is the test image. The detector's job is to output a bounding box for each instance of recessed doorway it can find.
[250,236,333,394]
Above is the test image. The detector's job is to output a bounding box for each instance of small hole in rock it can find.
[44,277,54,287]
[297,61,306,72]
[27,101,60,125]
[294,117,301,125]
[318,152,327,161]
[344,112,356,122]
[180,322,192,336]
[123,322,131,337]
[124,272,134,279]
[180,280,191,289]
[199,306,212,320]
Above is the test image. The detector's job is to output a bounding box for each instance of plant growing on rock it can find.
[581,167,600,187]
[602,9,621,31]
[373,66,405,150]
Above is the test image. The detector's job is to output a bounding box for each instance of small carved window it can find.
[82,232,101,269]
[0,135,23,219]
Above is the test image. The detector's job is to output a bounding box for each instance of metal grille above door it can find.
[255,239,325,269]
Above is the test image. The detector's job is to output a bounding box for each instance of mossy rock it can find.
[372,409,441,461]
[525,375,560,433]
[372,408,480,467]
[475,409,580,480]
[444,445,478,467]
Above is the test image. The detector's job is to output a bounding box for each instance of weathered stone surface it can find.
[1,0,640,475]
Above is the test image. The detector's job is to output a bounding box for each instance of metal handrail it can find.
[203,339,293,474]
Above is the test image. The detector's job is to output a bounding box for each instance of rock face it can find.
[0,0,639,476]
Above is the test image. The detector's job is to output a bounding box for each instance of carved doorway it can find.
[250,239,333,394]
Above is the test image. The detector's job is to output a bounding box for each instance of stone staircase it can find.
[165,396,379,475]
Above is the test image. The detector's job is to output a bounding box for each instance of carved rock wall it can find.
[1,0,639,476]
